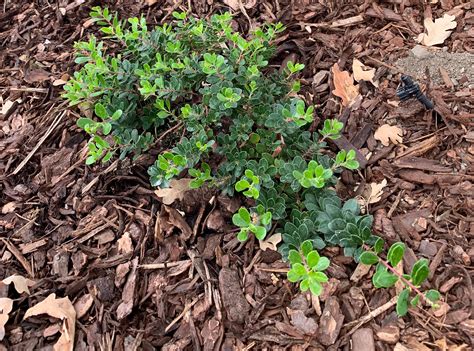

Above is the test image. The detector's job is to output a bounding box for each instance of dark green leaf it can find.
[396,288,410,316]
[359,251,379,265]
[425,290,440,303]
[387,242,405,267]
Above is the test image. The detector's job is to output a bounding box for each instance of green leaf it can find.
[253,226,266,240]
[300,240,312,256]
[425,290,440,303]
[306,251,320,269]
[410,295,420,307]
[288,250,301,265]
[387,242,405,267]
[411,259,430,286]
[77,118,94,129]
[373,269,399,288]
[287,268,301,282]
[359,251,379,265]
[374,237,384,254]
[86,155,96,165]
[396,288,410,316]
[308,280,322,295]
[238,208,251,224]
[292,263,306,276]
[237,229,248,241]
[310,271,328,283]
[235,179,250,191]
[300,278,309,292]
[314,257,330,271]
[232,213,248,227]
[94,103,107,119]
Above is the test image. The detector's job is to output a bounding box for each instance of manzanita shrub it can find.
[64,8,440,316]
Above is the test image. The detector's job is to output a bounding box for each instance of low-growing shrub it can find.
[64,8,440,316]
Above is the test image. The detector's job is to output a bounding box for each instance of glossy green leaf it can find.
[425,290,440,303]
[306,251,320,269]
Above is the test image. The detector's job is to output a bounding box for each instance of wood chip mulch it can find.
[0,1,473,350]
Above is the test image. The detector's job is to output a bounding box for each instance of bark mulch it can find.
[0,1,473,350]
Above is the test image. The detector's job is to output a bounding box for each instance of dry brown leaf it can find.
[352,59,378,87]
[2,274,35,295]
[0,298,13,341]
[417,14,457,46]
[1,202,17,214]
[144,0,159,5]
[374,124,403,146]
[117,232,133,254]
[331,63,359,107]
[155,178,191,205]
[259,233,282,251]
[367,179,388,204]
[24,293,76,351]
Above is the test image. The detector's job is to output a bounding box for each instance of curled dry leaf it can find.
[417,14,457,47]
[352,59,378,87]
[374,124,403,146]
[24,293,76,351]
[0,298,13,341]
[331,63,359,107]
[259,233,282,251]
[2,274,35,295]
[155,178,191,205]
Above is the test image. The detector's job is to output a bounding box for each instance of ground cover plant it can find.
[64,8,440,316]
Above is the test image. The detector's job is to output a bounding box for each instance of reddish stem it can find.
[377,258,433,306]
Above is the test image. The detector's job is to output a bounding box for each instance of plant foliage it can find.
[65,8,439,317]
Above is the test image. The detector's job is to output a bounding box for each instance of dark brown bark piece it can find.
[218,268,250,324]
[352,328,375,351]
[317,296,344,346]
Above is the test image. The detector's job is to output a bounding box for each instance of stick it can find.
[12,110,66,175]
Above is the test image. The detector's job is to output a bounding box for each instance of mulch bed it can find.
[0,0,473,350]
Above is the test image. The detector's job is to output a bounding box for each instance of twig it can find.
[165,295,200,332]
[344,295,398,334]
[12,110,66,175]
[139,260,191,269]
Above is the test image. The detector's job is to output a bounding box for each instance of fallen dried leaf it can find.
[259,233,281,251]
[367,179,388,204]
[24,68,50,84]
[2,274,35,295]
[374,124,403,146]
[417,14,457,46]
[117,232,133,254]
[352,59,378,87]
[155,178,191,205]
[0,298,13,340]
[1,202,17,214]
[24,294,76,351]
[331,63,359,107]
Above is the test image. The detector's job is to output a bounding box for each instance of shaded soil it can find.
[1,1,473,350]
